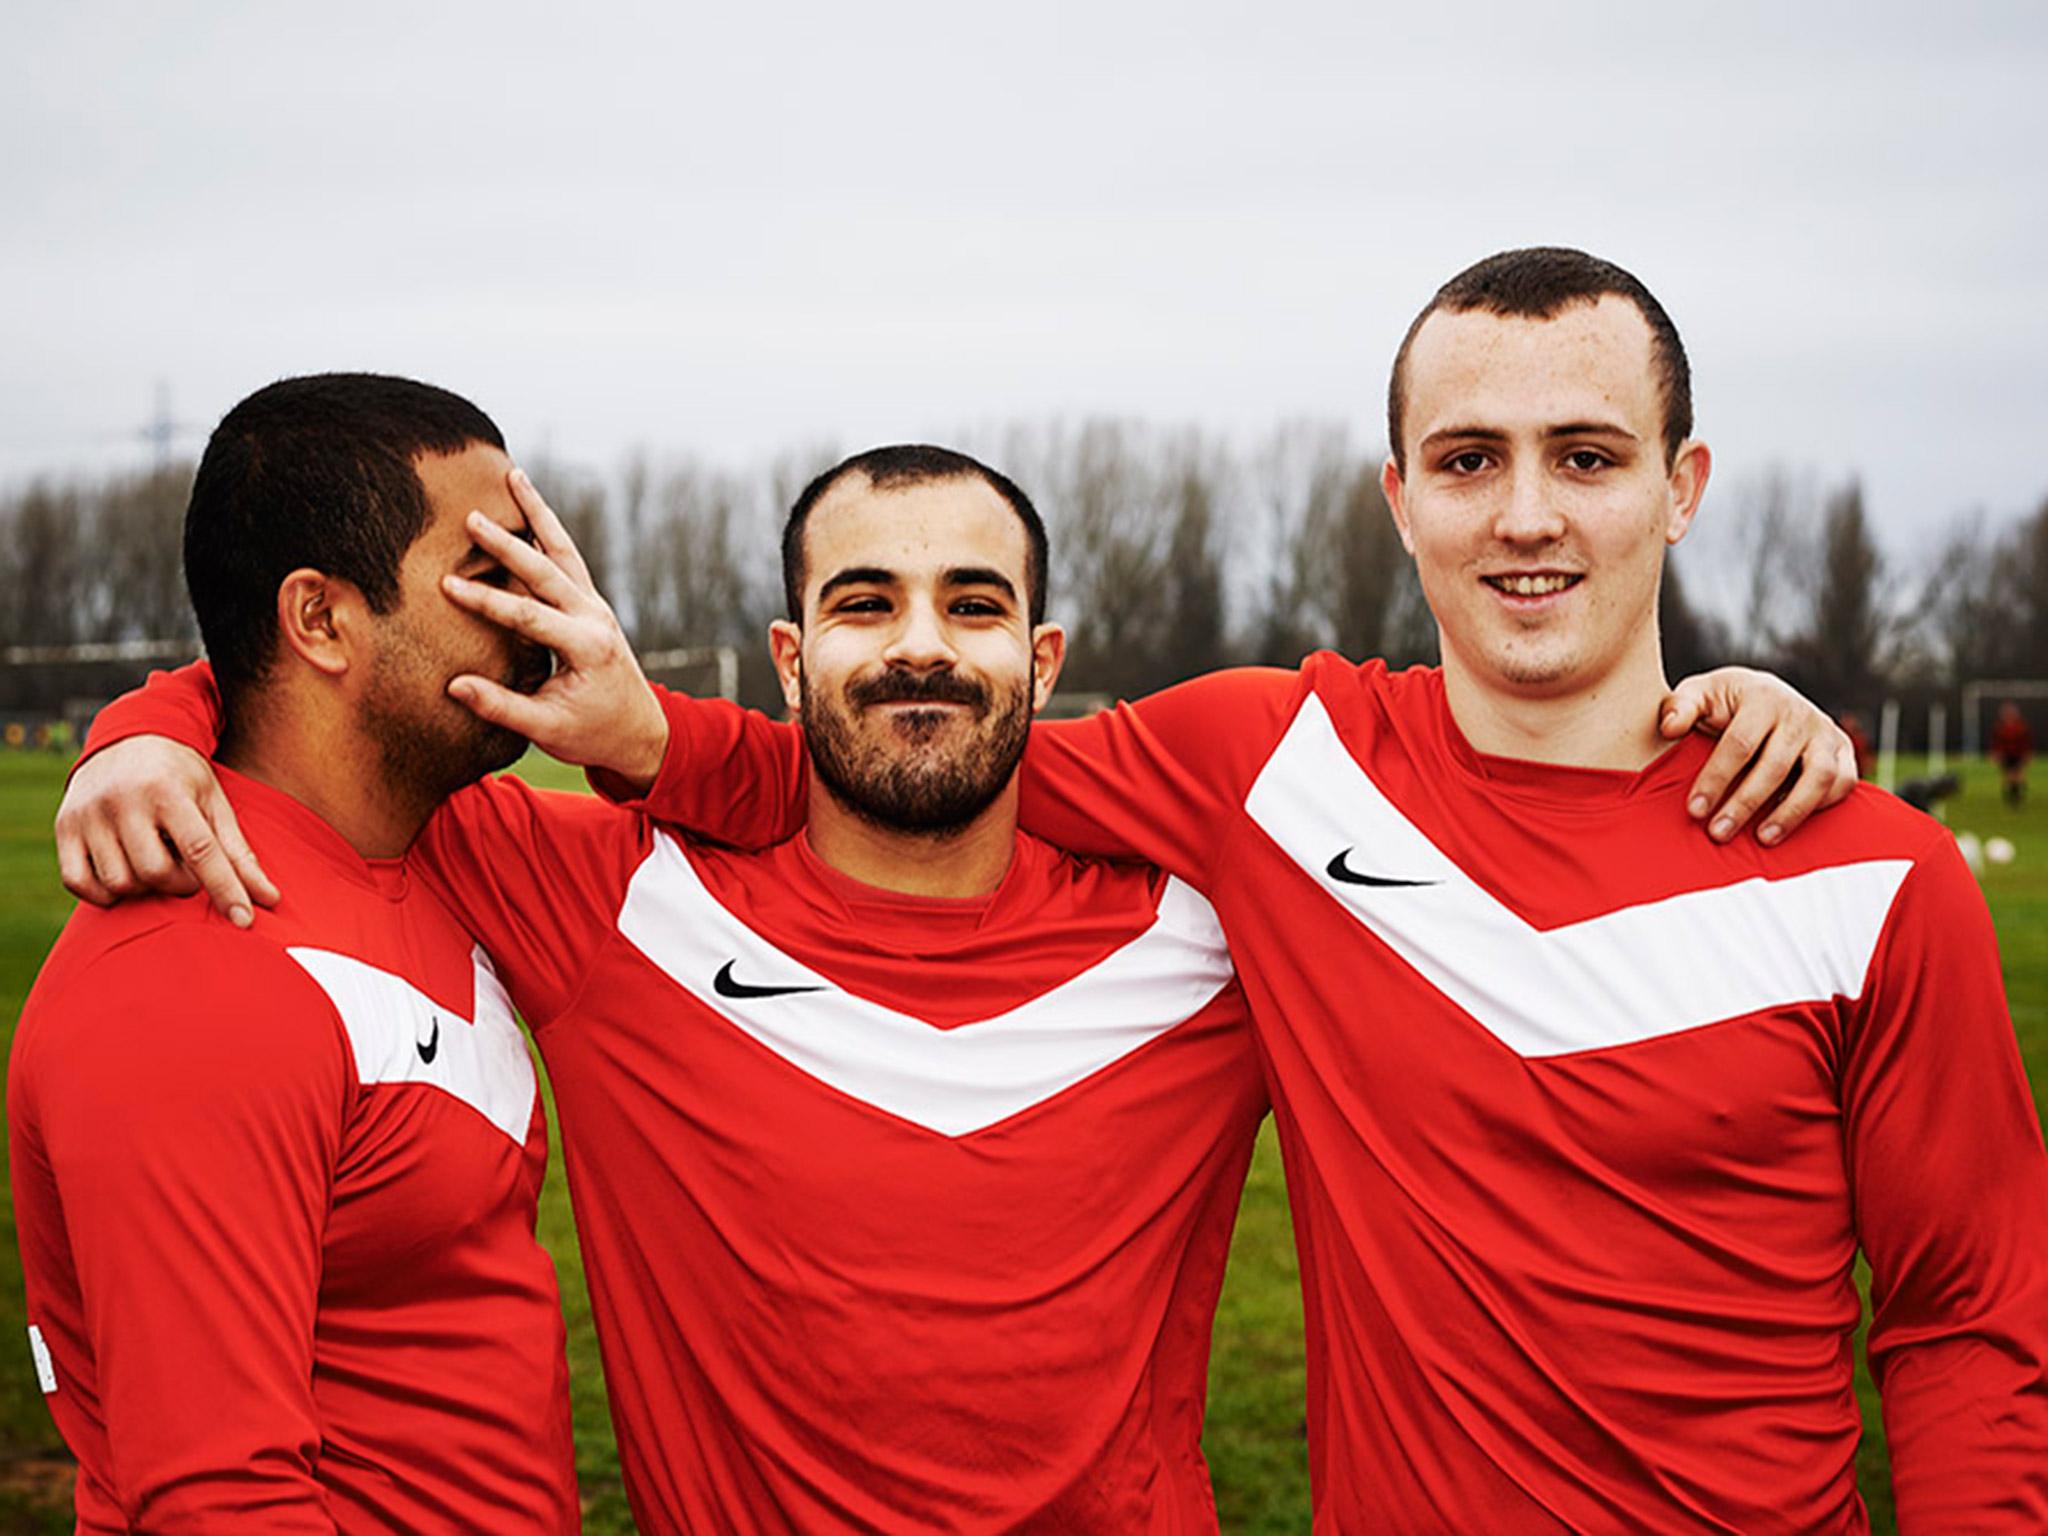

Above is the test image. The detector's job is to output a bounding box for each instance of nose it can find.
[1491,462,1567,546]
[880,596,958,671]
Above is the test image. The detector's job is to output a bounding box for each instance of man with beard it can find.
[10,375,582,1532]
[59,438,1854,1531]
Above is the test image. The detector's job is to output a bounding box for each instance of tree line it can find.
[3,423,2044,747]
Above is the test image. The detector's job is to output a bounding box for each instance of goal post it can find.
[638,645,740,703]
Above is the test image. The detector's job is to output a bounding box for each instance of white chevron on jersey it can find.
[1245,693,1914,1058]
[286,945,538,1144]
[616,833,1236,1136]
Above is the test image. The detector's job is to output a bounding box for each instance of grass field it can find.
[0,748,2042,1532]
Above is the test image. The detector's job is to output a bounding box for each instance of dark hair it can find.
[1386,246,1693,470]
[184,372,505,711]
[782,445,1050,625]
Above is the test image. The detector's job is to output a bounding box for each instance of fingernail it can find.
[229,904,252,928]
[1688,796,1709,818]
[1711,816,1733,840]
[1759,824,1782,845]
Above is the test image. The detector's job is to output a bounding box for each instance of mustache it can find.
[846,669,988,712]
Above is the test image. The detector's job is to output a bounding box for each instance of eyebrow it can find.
[1420,420,1641,453]
[942,566,1018,600]
[816,565,1020,602]
[817,566,899,601]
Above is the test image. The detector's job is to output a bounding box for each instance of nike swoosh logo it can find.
[417,1016,441,1064]
[1326,849,1440,888]
[713,960,828,1000]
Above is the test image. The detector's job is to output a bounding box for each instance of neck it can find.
[1438,639,1672,771]
[219,693,436,859]
[803,780,1019,899]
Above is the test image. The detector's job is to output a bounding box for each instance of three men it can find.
[27,247,1977,1532]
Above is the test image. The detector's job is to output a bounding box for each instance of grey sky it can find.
[5,0,2044,573]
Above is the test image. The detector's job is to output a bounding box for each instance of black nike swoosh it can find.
[417,1016,440,1064]
[1326,849,1440,888]
[713,960,827,1000]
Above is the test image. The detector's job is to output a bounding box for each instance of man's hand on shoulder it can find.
[442,467,670,793]
[1661,667,1859,845]
[55,737,277,925]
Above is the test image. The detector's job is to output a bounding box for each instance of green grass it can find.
[0,749,2041,1532]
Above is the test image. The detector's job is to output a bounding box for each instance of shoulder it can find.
[15,914,351,1100]
[1768,783,1958,872]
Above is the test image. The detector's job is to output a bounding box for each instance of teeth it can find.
[1492,574,1575,596]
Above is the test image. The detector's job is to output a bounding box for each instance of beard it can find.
[802,664,1032,835]
[360,620,553,807]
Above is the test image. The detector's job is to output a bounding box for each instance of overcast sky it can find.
[5,0,2044,573]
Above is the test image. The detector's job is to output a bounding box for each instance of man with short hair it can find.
[539,250,2048,1529]
[10,374,584,1532]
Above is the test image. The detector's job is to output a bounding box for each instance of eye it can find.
[1444,450,1490,475]
[952,597,1005,617]
[471,564,516,590]
[1563,448,1612,473]
[834,594,890,615]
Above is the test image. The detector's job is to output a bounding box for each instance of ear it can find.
[1664,439,1712,546]
[274,569,358,679]
[1381,457,1416,555]
[768,619,804,717]
[1029,622,1067,713]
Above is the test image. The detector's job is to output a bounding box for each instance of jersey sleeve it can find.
[1014,667,1300,886]
[411,776,652,1031]
[600,684,810,847]
[11,927,347,1532]
[1842,833,2048,1527]
[77,658,221,762]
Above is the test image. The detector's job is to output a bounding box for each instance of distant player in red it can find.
[56,439,1851,1530]
[483,253,2048,1530]
[1990,698,2033,806]
[10,377,579,1532]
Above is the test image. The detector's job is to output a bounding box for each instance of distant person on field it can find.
[1990,698,2033,807]
[1839,709,1873,778]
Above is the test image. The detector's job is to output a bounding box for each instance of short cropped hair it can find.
[1386,247,1693,470]
[184,373,505,711]
[782,445,1050,625]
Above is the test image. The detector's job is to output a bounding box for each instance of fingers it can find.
[206,787,281,908]
[56,816,115,906]
[161,796,258,925]
[448,674,552,740]
[442,573,582,652]
[509,468,594,590]
[82,818,137,901]
[1684,713,1766,828]
[1659,681,1709,739]
[464,511,585,609]
[1704,724,1805,843]
[1754,725,1858,844]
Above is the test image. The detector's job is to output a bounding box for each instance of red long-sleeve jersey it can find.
[524,657,2048,1534]
[9,767,578,1534]
[78,666,1267,1534]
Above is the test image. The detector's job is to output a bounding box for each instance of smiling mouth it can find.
[1483,573,1582,598]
